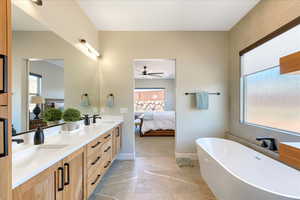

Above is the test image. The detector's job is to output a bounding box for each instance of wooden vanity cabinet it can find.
[62,148,86,200]
[13,124,122,200]
[13,161,64,200]
[13,148,86,200]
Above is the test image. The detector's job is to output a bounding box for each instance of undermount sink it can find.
[13,144,69,165]
[37,144,69,150]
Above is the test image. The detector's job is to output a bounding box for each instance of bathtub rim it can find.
[196,137,300,200]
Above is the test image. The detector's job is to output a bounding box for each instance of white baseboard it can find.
[175,152,198,160]
[117,153,135,160]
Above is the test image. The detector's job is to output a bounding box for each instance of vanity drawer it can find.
[101,139,112,155]
[102,147,112,174]
[87,167,103,197]
[87,136,104,156]
[87,151,103,178]
[102,131,112,143]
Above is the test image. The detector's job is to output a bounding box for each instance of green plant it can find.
[43,108,62,122]
[63,108,81,122]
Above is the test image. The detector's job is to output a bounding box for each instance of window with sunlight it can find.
[29,73,42,112]
[241,23,300,134]
[134,88,165,112]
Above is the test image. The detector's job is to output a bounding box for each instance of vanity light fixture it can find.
[79,39,100,57]
[31,0,43,6]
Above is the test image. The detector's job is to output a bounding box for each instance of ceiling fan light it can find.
[31,0,43,6]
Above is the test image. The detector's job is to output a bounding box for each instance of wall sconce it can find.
[80,93,91,107]
[79,39,100,57]
[31,0,43,6]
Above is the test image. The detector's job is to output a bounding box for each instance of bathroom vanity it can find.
[12,120,122,200]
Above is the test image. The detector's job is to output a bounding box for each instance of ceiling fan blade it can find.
[148,72,164,75]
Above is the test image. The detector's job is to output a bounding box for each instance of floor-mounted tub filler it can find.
[196,138,300,200]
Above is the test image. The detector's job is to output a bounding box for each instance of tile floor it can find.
[89,135,216,200]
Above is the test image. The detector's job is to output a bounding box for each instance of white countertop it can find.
[282,142,300,149]
[12,118,123,189]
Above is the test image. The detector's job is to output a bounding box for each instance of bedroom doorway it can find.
[133,59,176,158]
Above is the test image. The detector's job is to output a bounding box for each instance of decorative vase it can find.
[61,121,80,132]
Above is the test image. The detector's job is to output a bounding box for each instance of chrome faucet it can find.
[256,137,278,151]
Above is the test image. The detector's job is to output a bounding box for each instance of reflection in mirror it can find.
[28,59,64,130]
[12,5,100,135]
[12,6,65,134]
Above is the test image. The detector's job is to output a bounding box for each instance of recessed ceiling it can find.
[77,0,260,31]
[12,4,48,31]
[134,59,175,80]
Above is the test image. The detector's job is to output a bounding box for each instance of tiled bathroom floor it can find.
[89,136,216,200]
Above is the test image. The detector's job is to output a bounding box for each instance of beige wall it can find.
[12,31,100,132]
[135,79,175,111]
[229,0,300,143]
[99,31,229,156]
[13,0,98,53]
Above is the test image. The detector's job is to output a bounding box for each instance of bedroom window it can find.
[240,22,300,134]
[134,88,165,112]
[29,73,42,112]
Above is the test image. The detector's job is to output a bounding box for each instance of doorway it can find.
[133,59,176,158]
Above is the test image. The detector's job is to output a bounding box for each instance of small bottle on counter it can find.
[34,127,45,145]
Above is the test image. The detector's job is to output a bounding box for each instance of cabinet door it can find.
[0,0,7,55]
[13,162,63,200]
[0,1,11,200]
[63,147,86,200]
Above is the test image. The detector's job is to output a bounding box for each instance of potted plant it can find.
[43,108,63,126]
[62,108,82,132]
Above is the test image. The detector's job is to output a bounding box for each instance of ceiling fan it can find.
[141,66,164,77]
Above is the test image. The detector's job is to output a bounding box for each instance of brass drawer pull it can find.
[91,141,101,148]
[104,146,111,153]
[104,134,111,139]
[91,156,101,165]
[91,174,101,185]
[104,161,111,168]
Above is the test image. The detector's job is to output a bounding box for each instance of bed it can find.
[138,111,175,137]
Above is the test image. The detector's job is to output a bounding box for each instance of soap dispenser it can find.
[34,127,44,145]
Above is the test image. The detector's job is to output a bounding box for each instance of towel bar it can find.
[185,92,221,95]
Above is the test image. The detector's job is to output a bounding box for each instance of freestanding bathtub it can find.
[196,138,300,200]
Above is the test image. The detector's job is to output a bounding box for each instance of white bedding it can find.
[141,111,175,134]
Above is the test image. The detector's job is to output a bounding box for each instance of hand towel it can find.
[196,92,209,110]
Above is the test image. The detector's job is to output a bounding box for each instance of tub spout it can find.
[256,137,278,151]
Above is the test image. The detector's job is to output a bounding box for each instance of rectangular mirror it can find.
[12,5,100,135]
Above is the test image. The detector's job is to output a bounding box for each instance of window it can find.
[29,73,42,112]
[134,88,165,112]
[240,22,300,134]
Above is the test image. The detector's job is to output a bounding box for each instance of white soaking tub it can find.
[196,138,300,200]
